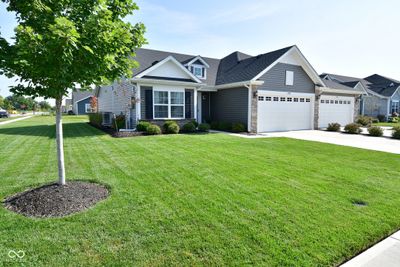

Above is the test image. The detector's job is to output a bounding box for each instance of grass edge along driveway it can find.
[0,116,400,266]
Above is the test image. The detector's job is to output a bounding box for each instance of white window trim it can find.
[85,103,93,113]
[191,64,207,80]
[285,70,294,86]
[153,89,185,120]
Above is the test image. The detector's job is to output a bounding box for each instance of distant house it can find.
[64,99,72,113]
[72,90,94,115]
[96,45,364,132]
[321,73,400,119]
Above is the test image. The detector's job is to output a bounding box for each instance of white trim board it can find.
[184,56,210,68]
[252,46,325,87]
[135,56,202,83]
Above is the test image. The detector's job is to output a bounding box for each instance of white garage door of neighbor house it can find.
[257,93,314,132]
[319,96,354,128]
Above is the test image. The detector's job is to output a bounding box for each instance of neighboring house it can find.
[320,73,400,118]
[72,90,94,115]
[64,99,72,113]
[97,45,363,132]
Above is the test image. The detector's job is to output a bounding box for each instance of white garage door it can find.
[319,95,354,128]
[257,93,314,132]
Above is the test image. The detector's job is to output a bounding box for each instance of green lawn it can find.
[0,117,17,122]
[373,122,400,128]
[1,116,400,266]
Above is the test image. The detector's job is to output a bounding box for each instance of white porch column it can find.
[194,89,198,122]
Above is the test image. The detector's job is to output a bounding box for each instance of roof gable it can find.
[136,56,202,83]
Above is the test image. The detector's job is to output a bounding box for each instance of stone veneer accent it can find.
[354,96,361,120]
[250,86,258,133]
[314,89,321,129]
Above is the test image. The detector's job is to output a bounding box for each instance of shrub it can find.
[371,118,379,123]
[218,122,232,131]
[137,121,151,132]
[191,120,199,128]
[326,123,341,132]
[163,121,179,134]
[231,122,246,133]
[391,117,399,123]
[112,114,125,130]
[393,126,400,139]
[344,123,362,134]
[377,114,386,122]
[88,113,102,127]
[146,124,161,135]
[198,123,210,132]
[210,121,219,130]
[356,116,372,127]
[368,126,383,137]
[181,122,196,133]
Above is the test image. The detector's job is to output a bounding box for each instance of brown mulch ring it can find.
[3,181,109,218]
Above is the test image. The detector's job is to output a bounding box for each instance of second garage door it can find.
[319,95,354,128]
[257,93,314,132]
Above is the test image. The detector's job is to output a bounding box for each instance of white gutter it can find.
[131,78,204,88]
[214,80,264,90]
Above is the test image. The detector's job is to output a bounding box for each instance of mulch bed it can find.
[3,181,109,218]
[88,123,145,138]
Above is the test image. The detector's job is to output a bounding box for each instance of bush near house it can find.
[163,121,180,134]
[146,124,161,135]
[389,117,399,123]
[112,115,125,131]
[377,114,386,122]
[356,116,373,127]
[137,121,151,132]
[367,126,384,137]
[231,122,246,133]
[344,123,362,134]
[218,122,232,131]
[181,122,196,133]
[191,120,199,128]
[198,123,210,132]
[392,126,400,139]
[326,123,341,132]
[210,121,219,130]
[88,113,103,127]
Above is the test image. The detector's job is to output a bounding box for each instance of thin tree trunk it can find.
[55,98,66,185]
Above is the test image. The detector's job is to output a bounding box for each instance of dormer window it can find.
[191,65,205,79]
[184,56,209,80]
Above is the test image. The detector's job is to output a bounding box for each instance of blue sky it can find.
[1,0,400,98]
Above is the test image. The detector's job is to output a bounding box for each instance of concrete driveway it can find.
[242,129,400,154]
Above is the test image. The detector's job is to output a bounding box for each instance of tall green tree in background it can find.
[0,96,4,109]
[0,0,146,185]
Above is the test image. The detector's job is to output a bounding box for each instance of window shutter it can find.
[185,91,192,119]
[201,68,205,78]
[145,89,153,119]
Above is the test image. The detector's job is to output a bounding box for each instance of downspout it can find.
[245,83,253,133]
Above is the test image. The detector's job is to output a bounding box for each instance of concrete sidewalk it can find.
[0,116,33,126]
[341,231,400,267]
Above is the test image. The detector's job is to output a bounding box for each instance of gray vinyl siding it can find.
[140,86,152,119]
[98,81,134,115]
[77,97,91,115]
[210,87,248,126]
[362,95,388,117]
[257,63,315,94]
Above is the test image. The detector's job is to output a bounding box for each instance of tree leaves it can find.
[0,0,146,99]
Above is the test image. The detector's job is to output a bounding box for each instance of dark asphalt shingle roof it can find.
[72,90,93,103]
[321,72,400,97]
[322,80,363,92]
[216,46,294,85]
[364,74,400,97]
[133,46,294,86]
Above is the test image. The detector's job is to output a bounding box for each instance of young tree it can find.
[0,0,146,185]
[0,95,4,109]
